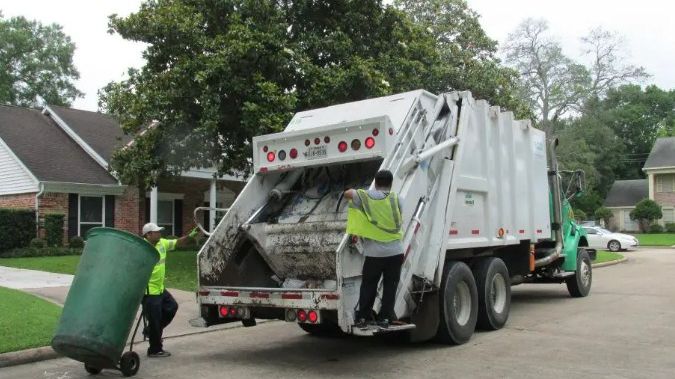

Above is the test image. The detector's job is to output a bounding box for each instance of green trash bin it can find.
[52,227,158,376]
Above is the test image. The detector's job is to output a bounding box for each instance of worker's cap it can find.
[142,222,164,235]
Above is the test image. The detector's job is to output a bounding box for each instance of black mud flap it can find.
[586,249,597,261]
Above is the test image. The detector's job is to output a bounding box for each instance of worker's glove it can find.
[188,227,199,238]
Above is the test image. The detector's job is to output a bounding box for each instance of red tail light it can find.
[338,141,348,152]
[365,137,375,149]
[229,307,237,316]
[266,152,275,162]
[372,128,379,136]
[297,310,307,322]
[308,311,318,323]
[314,137,321,145]
[219,306,228,317]
[289,148,298,159]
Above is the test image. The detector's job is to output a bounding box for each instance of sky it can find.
[1,0,673,112]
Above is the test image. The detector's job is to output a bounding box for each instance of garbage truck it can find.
[192,90,594,344]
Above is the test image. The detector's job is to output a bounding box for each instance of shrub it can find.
[649,224,664,233]
[0,246,82,258]
[69,236,85,249]
[30,238,46,248]
[572,208,586,222]
[630,199,662,232]
[44,214,65,247]
[0,209,36,252]
[594,207,614,226]
[666,223,675,233]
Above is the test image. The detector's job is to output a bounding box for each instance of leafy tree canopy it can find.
[103,0,528,187]
[0,13,82,107]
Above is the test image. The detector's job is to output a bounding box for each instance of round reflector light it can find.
[286,309,297,321]
[297,310,307,322]
[314,137,321,145]
[365,137,375,149]
[229,307,237,316]
[263,145,268,152]
[324,136,331,144]
[219,306,228,317]
[372,128,379,136]
[351,139,361,151]
[338,141,348,152]
[278,150,287,161]
[388,128,394,135]
[266,152,275,162]
[305,139,311,147]
[308,311,318,324]
[289,148,298,159]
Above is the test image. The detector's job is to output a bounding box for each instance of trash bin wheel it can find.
[120,351,140,377]
[84,363,102,375]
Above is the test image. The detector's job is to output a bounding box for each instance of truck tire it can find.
[298,322,344,337]
[435,261,478,345]
[473,257,511,330]
[566,249,592,297]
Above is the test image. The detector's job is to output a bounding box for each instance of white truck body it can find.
[196,90,551,335]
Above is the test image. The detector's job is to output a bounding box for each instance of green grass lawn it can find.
[594,251,624,264]
[635,233,675,246]
[0,251,198,292]
[0,286,62,353]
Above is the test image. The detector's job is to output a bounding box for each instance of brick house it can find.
[605,137,675,231]
[0,104,244,244]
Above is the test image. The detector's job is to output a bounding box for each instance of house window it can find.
[157,200,174,236]
[656,174,675,193]
[79,196,104,237]
[663,209,675,224]
[623,210,638,231]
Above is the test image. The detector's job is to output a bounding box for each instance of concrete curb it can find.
[0,319,280,369]
[592,257,628,268]
[0,346,59,368]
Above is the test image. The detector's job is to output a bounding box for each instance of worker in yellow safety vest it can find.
[141,222,200,358]
[344,170,404,328]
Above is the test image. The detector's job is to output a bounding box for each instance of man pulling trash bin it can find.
[141,222,199,357]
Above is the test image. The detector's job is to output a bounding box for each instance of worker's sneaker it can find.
[147,350,171,358]
[354,318,370,329]
[377,319,390,328]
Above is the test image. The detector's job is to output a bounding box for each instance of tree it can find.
[503,19,647,136]
[594,206,613,227]
[593,85,675,177]
[630,199,662,232]
[503,19,590,135]
[581,28,649,98]
[0,13,82,107]
[104,0,511,187]
[394,0,530,118]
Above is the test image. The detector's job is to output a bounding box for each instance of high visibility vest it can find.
[146,238,177,295]
[346,189,403,242]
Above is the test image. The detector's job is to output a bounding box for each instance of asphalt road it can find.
[5,247,675,379]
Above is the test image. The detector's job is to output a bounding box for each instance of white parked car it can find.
[582,226,639,252]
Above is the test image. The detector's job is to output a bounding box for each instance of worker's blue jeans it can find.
[142,290,178,354]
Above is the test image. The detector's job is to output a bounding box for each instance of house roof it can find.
[604,179,648,207]
[643,137,675,169]
[0,105,118,185]
[49,105,132,162]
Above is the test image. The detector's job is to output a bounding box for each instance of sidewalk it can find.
[0,266,243,364]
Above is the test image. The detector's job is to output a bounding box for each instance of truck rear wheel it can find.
[473,257,511,330]
[566,249,592,297]
[436,261,478,345]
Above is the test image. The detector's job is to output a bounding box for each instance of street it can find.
[4,247,675,379]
